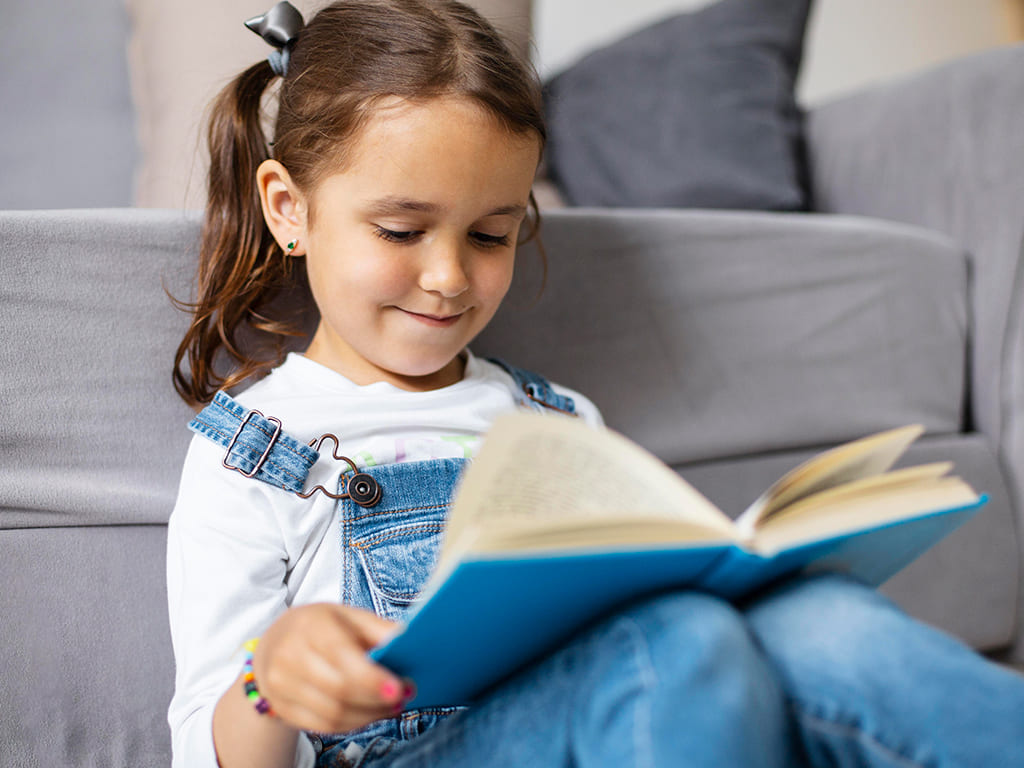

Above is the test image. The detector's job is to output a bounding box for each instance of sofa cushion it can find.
[0,210,198,528]
[477,208,969,465]
[544,0,812,210]
[0,525,173,767]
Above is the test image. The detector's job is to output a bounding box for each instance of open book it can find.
[371,413,985,709]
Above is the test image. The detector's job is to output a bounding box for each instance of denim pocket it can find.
[351,516,446,622]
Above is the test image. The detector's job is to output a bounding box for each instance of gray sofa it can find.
[3,17,1024,768]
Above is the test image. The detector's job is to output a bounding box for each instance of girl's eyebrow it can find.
[366,196,440,216]
[365,196,527,219]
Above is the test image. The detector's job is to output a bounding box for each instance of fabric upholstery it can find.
[1,1,135,208]
[807,43,1024,654]
[0,210,197,528]
[543,0,811,210]
[0,525,173,768]
[478,208,968,466]
[808,45,1024,456]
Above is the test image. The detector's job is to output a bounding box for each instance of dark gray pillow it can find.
[544,0,812,211]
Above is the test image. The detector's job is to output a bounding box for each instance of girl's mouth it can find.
[399,308,465,327]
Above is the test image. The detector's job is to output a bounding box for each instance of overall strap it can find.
[487,358,577,415]
[188,391,319,493]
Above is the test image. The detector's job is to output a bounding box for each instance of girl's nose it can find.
[419,242,469,298]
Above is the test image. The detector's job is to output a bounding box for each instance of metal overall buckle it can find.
[221,409,283,478]
[297,434,382,508]
[221,409,380,508]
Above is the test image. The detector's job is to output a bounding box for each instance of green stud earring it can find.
[285,239,298,255]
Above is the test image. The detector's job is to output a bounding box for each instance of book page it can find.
[439,412,734,568]
[735,425,925,534]
[756,462,954,531]
[462,515,733,554]
[750,476,979,554]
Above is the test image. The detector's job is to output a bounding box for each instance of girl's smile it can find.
[396,308,466,328]
[259,95,541,393]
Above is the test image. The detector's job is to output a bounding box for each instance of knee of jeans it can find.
[615,590,754,671]
[747,573,909,669]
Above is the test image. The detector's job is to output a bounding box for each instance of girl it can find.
[167,2,1024,767]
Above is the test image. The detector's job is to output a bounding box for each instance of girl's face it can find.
[262,95,541,392]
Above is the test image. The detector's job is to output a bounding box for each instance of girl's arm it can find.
[168,438,405,768]
[211,603,405,768]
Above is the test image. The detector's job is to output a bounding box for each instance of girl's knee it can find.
[748,573,904,646]
[574,590,784,723]
[604,590,762,679]
[744,573,934,681]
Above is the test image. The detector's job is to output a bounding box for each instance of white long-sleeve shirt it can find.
[166,351,602,768]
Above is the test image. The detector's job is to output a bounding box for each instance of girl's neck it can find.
[301,339,468,392]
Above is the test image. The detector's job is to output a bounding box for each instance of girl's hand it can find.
[254,603,412,733]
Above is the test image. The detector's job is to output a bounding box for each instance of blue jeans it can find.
[318,575,1024,768]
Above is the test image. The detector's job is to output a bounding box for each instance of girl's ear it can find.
[256,159,308,255]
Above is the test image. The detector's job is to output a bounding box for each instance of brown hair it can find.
[173,0,547,406]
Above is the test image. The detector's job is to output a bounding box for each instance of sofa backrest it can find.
[0,206,969,766]
[0,210,197,766]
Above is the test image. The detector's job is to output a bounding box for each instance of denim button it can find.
[308,734,323,753]
[348,473,382,507]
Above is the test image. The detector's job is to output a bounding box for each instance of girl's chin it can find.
[367,351,468,391]
[395,356,468,387]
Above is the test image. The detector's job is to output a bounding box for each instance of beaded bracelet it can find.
[242,638,274,716]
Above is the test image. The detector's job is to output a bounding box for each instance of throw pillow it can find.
[543,0,812,211]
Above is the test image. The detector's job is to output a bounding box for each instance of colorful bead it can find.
[241,637,274,716]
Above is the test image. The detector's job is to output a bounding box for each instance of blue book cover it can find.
[370,413,986,710]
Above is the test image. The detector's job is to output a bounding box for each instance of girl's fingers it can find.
[254,603,412,731]
[265,651,406,732]
[329,603,401,648]
[269,688,397,735]
[310,617,409,708]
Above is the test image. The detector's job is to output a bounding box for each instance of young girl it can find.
[167,2,1024,767]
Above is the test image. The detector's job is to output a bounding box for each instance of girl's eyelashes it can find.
[373,226,512,248]
[470,231,512,248]
[374,226,422,244]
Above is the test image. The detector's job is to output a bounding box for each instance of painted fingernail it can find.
[392,701,405,715]
[380,679,400,699]
[402,680,417,701]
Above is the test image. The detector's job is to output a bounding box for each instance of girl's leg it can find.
[338,591,799,768]
[744,573,1024,768]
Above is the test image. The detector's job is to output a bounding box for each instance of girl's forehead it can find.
[309,95,540,203]
[358,94,537,149]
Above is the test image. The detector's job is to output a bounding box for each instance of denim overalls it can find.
[189,361,577,765]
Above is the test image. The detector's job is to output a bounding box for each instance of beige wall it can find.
[800,0,1013,103]
[535,0,1017,105]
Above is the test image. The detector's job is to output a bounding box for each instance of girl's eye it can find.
[374,226,421,244]
[471,231,512,248]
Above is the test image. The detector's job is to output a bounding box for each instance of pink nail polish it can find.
[380,680,400,699]
[402,680,417,701]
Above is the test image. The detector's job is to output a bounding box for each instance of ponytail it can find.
[173,60,307,407]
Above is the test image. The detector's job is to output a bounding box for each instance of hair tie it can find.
[245,1,305,77]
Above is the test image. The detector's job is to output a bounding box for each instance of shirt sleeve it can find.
[166,436,316,768]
